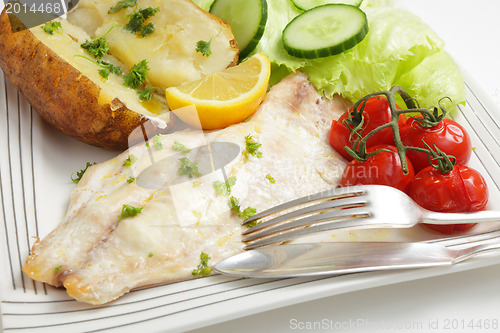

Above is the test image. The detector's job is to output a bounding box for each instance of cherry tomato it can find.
[407,165,488,234]
[400,116,472,173]
[338,145,415,191]
[330,96,400,160]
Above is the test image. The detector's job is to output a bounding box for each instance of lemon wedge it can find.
[165,53,271,130]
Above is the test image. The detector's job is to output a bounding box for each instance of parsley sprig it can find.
[81,37,109,60]
[80,25,116,60]
[196,40,212,57]
[71,162,96,184]
[177,157,202,178]
[138,86,159,101]
[245,220,261,228]
[98,63,122,79]
[75,55,122,80]
[173,141,191,154]
[152,135,163,150]
[124,7,160,37]
[139,23,155,37]
[122,154,138,167]
[42,21,62,35]
[108,0,137,14]
[213,177,236,196]
[243,134,262,159]
[228,196,257,220]
[123,59,150,89]
[192,252,211,276]
[118,204,143,220]
[196,30,221,57]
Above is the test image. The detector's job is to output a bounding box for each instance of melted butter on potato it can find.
[67,0,239,90]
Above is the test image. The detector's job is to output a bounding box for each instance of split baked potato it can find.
[0,0,239,150]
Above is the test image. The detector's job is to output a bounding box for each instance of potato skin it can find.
[0,10,174,150]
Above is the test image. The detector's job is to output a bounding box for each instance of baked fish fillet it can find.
[23,72,350,304]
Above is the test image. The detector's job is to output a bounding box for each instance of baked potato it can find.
[68,0,239,89]
[0,0,239,150]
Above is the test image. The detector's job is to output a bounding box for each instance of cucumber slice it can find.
[291,0,363,11]
[210,0,268,59]
[282,4,368,59]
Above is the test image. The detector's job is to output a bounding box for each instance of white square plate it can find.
[2,3,500,332]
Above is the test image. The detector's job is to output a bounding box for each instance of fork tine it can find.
[243,210,372,250]
[242,195,368,238]
[243,204,370,243]
[243,186,366,225]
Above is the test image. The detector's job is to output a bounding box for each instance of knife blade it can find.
[214,242,457,278]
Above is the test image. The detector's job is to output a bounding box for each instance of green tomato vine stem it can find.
[345,85,456,174]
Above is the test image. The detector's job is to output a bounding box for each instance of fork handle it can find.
[422,210,500,225]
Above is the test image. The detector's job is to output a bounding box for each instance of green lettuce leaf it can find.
[252,0,305,71]
[395,50,465,111]
[302,7,464,108]
[192,0,465,109]
[258,3,464,109]
[192,0,214,11]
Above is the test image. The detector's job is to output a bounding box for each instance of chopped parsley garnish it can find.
[126,176,135,183]
[213,176,236,196]
[192,210,202,219]
[192,181,202,188]
[148,252,154,257]
[123,59,149,89]
[152,135,163,150]
[54,265,63,273]
[192,252,211,276]
[138,87,158,101]
[241,207,257,220]
[228,196,257,220]
[108,0,137,14]
[173,141,191,154]
[177,157,202,178]
[196,39,212,57]
[81,37,109,60]
[98,69,111,80]
[98,61,122,79]
[266,173,275,184]
[124,7,159,37]
[80,25,116,60]
[243,134,262,159]
[136,7,159,20]
[196,30,221,57]
[74,55,122,80]
[42,21,62,35]
[140,22,155,37]
[118,204,143,220]
[245,220,262,228]
[228,196,240,213]
[122,154,138,167]
[71,162,96,184]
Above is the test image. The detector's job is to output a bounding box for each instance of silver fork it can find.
[242,185,500,250]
